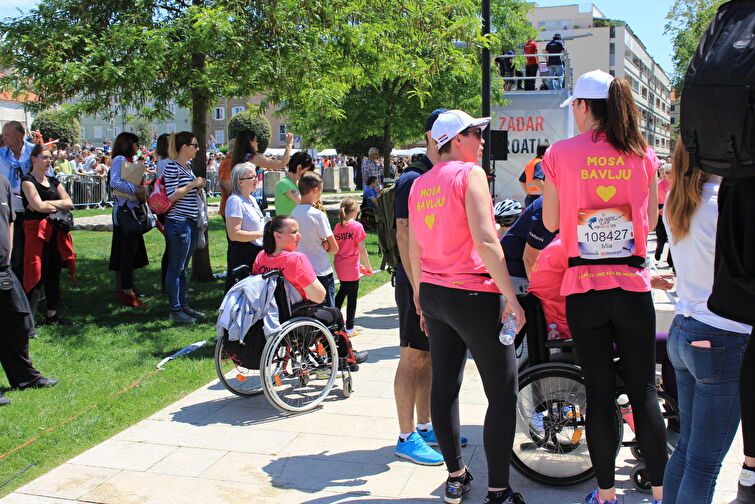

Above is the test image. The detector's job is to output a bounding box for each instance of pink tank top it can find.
[408,160,499,293]
[542,132,659,296]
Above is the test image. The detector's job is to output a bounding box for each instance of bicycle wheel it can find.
[261,317,339,413]
[512,363,623,486]
[214,335,263,397]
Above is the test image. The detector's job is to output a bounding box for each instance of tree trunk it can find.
[190,50,214,282]
[382,122,393,179]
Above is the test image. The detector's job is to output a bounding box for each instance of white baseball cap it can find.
[431,110,491,149]
[560,69,615,108]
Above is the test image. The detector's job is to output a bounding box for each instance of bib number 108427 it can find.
[577,205,636,259]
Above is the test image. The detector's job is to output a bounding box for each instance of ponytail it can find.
[582,78,646,158]
[263,215,291,254]
[664,142,706,242]
[167,132,178,160]
[339,197,358,225]
[168,131,196,160]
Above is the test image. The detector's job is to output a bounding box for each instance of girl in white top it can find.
[662,142,751,504]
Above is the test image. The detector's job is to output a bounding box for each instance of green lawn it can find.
[0,215,389,496]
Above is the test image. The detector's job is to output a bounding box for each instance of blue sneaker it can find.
[585,490,617,504]
[395,432,444,465]
[417,427,468,448]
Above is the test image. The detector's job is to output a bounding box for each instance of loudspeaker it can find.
[489,130,508,161]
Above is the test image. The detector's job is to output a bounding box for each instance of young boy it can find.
[291,172,339,307]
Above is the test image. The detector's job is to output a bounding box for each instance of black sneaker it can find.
[354,350,369,364]
[738,480,755,503]
[484,489,526,504]
[43,314,72,326]
[444,470,473,504]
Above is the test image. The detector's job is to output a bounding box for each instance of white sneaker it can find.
[169,311,196,323]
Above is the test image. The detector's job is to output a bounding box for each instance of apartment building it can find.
[79,96,290,149]
[527,3,672,157]
[0,70,35,131]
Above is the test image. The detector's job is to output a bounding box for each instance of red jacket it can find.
[23,218,76,292]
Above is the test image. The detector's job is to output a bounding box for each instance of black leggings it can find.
[335,280,359,329]
[654,207,673,267]
[566,289,667,489]
[420,283,517,489]
[742,331,755,457]
[27,232,62,317]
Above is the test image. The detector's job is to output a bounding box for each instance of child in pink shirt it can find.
[333,198,372,333]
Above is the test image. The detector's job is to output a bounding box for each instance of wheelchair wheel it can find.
[260,317,339,413]
[512,363,623,487]
[214,335,263,397]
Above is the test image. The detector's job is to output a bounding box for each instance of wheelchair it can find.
[511,294,680,492]
[215,268,358,413]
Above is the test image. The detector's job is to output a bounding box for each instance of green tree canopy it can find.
[31,109,80,146]
[665,0,726,93]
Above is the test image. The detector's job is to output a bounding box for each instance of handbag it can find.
[148,176,173,215]
[47,210,74,233]
[118,203,156,235]
[112,161,147,201]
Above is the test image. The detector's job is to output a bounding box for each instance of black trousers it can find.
[10,210,25,280]
[27,232,63,317]
[335,279,359,329]
[525,64,538,90]
[566,288,667,489]
[0,269,42,388]
[654,205,673,267]
[225,240,262,293]
[420,283,517,489]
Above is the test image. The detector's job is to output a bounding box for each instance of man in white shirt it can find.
[0,121,34,279]
[290,171,339,307]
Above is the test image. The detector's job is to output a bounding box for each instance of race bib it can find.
[577,205,635,259]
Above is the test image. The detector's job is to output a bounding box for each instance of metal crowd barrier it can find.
[59,174,110,209]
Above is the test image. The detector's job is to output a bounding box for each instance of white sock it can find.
[417,422,432,431]
[399,432,413,442]
[741,468,755,487]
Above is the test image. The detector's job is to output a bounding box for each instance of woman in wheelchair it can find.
[253,215,368,369]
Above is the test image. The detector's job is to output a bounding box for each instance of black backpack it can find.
[680,0,755,178]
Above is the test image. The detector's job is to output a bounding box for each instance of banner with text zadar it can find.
[491,91,573,200]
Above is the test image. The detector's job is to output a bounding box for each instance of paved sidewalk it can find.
[1,282,743,504]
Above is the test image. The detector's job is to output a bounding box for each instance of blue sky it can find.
[532,0,675,73]
[1,0,675,74]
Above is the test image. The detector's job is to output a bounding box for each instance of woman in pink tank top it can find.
[408,110,527,504]
[542,70,666,504]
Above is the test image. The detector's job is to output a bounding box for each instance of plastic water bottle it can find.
[617,394,636,433]
[499,313,517,346]
[264,211,272,224]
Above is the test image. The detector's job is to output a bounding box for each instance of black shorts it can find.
[395,281,430,352]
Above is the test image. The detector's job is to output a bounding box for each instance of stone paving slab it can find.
[2,281,744,504]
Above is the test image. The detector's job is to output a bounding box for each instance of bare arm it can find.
[647,172,659,232]
[303,278,326,304]
[465,165,525,331]
[323,235,339,254]
[523,244,541,279]
[542,179,560,232]
[21,180,73,213]
[408,220,423,310]
[358,240,372,273]
[396,218,415,285]
[285,188,301,205]
[226,216,263,242]
[253,133,293,170]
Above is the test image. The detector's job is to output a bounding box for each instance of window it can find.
[641,87,648,99]
[231,106,245,116]
[671,117,676,124]
[213,107,225,121]
[609,43,615,54]
[114,127,122,137]
[80,127,87,139]
[94,126,103,139]
[166,123,176,134]
[214,130,225,144]
[670,104,676,112]
[279,124,287,143]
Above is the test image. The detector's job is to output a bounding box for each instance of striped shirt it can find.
[164,160,198,221]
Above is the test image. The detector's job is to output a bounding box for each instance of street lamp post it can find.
[481,0,491,177]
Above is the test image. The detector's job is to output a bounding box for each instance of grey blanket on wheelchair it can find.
[217,274,284,342]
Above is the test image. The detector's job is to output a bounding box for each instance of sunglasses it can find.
[239,176,257,181]
[188,143,200,148]
[462,127,483,138]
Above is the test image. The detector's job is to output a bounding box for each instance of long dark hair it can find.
[232,130,257,167]
[155,133,170,159]
[112,132,139,158]
[580,78,646,157]
[263,215,292,254]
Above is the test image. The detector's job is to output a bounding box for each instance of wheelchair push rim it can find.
[261,317,340,413]
[215,335,264,397]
